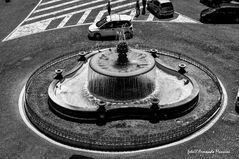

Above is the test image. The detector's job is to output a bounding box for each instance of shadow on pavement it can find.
[88,35,133,41]
[200,18,239,24]
[69,154,94,159]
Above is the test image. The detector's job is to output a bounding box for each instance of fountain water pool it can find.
[47,44,199,123]
[53,61,194,109]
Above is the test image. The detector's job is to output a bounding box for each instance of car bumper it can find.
[88,31,95,38]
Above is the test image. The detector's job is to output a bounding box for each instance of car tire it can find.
[94,33,101,40]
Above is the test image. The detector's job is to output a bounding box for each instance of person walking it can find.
[135,0,140,18]
[142,0,147,15]
[107,0,111,15]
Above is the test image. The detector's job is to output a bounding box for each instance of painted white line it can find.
[94,1,136,22]
[27,0,129,22]
[147,13,154,21]
[18,78,228,155]
[129,8,136,20]
[6,19,52,40]
[117,8,133,14]
[111,1,135,11]
[174,12,199,23]
[27,0,106,21]
[94,10,106,23]
[2,0,44,42]
[39,0,65,6]
[77,10,92,24]
[35,0,84,13]
[118,6,143,19]
[57,14,73,28]
[171,14,197,23]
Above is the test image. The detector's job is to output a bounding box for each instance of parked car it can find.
[146,0,174,18]
[88,14,133,40]
[200,3,239,23]
[200,0,231,7]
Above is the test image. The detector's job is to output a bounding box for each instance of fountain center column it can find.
[87,43,156,102]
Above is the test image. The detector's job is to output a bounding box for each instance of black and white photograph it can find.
[0,0,239,158]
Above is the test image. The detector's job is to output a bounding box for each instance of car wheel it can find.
[124,32,132,39]
[94,33,101,40]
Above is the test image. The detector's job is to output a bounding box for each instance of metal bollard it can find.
[150,49,158,58]
[178,63,187,74]
[54,69,63,80]
[96,101,107,126]
[78,52,86,62]
[149,98,160,123]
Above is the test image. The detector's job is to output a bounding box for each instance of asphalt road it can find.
[0,0,239,159]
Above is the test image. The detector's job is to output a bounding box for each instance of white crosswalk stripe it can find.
[35,0,85,13]
[39,0,65,6]
[147,13,154,21]
[78,10,91,24]
[94,10,106,23]
[94,1,135,22]
[3,0,200,41]
[57,14,73,28]
[129,9,136,19]
[27,0,107,21]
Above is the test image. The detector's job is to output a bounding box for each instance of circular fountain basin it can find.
[48,47,199,122]
[50,61,196,109]
[24,47,223,151]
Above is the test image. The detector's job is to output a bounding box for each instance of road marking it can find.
[94,1,135,22]
[57,14,73,28]
[2,0,43,42]
[147,13,154,21]
[7,19,52,40]
[129,9,136,19]
[3,0,201,41]
[118,8,133,14]
[40,0,65,6]
[77,10,91,24]
[94,10,106,23]
[35,0,84,13]
[173,12,198,23]
[27,0,106,21]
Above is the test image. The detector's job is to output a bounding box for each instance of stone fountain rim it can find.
[48,57,200,112]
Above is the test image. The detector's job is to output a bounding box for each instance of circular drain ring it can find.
[19,79,227,154]
[21,48,226,152]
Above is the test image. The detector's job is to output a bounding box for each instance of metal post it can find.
[142,0,147,15]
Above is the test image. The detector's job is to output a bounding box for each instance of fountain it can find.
[47,41,199,123]
[23,41,224,151]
